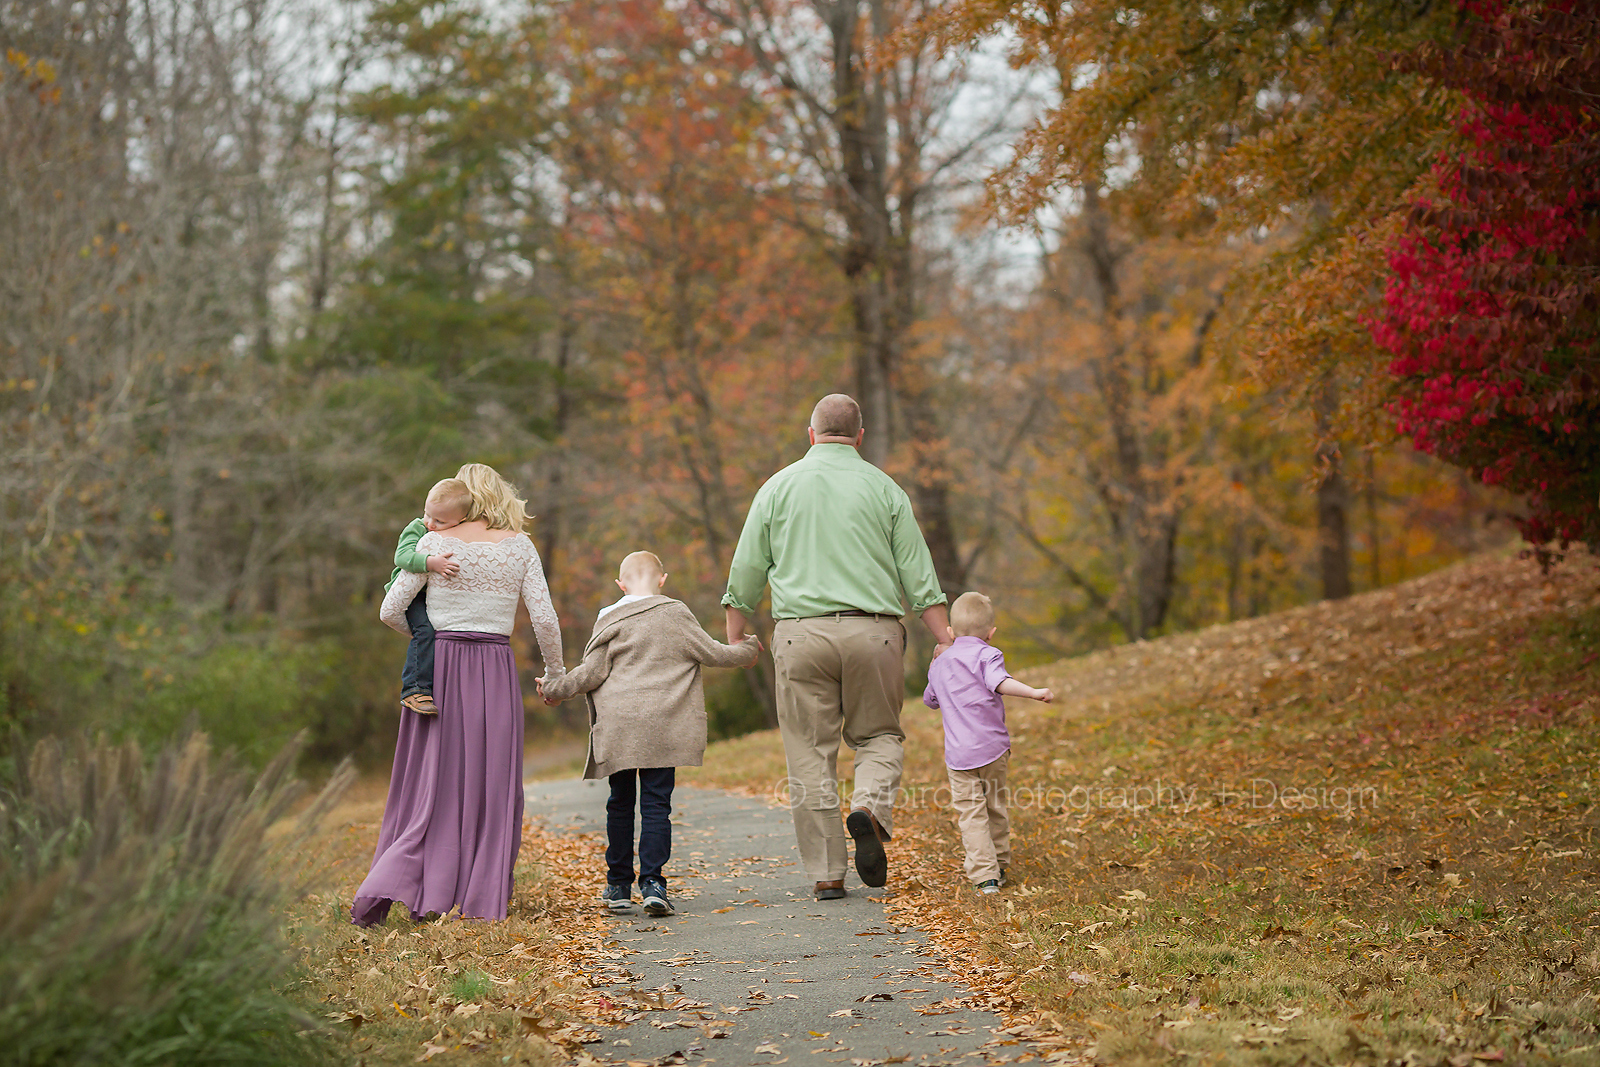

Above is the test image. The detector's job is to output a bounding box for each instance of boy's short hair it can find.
[427,478,473,517]
[619,550,665,584]
[949,591,995,638]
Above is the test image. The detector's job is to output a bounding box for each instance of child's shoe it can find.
[976,879,1001,895]
[401,693,437,715]
[640,876,674,917]
[601,883,633,912]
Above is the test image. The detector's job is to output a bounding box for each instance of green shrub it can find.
[0,579,401,772]
[704,667,770,742]
[0,731,353,1065]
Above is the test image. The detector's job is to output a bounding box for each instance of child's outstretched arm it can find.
[997,677,1055,703]
[680,604,762,668]
[538,646,610,704]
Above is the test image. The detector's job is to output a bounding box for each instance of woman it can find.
[354,463,565,926]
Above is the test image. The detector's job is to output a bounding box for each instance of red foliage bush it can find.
[1370,0,1600,549]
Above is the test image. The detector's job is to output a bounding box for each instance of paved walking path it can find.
[525,781,1048,1067]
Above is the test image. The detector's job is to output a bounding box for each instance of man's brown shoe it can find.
[401,693,438,715]
[846,809,888,888]
[814,880,846,900]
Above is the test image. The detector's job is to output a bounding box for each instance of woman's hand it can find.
[535,676,561,706]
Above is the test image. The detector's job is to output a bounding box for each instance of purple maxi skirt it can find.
[351,631,525,926]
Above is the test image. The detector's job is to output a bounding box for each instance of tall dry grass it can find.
[0,730,353,1066]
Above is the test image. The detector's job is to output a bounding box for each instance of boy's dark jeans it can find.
[606,767,675,885]
[400,592,435,699]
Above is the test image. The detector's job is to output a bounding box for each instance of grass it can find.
[688,551,1600,1065]
[285,774,630,1066]
[0,732,354,1066]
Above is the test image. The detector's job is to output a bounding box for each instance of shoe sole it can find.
[604,899,633,912]
[846,811,887,888]
[642,897,673,917]
[815,887,847,900]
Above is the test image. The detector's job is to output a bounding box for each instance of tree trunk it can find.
[1314,379,1352,600]
[819,0,897,467]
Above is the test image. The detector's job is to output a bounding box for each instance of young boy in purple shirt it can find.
[922,591,1054,894]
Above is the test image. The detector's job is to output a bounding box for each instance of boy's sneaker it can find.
[976,879,1001,895]
[998,868,1008,887]
[640,877,674,917]
[601,883,633,912]
[401,693,437,715]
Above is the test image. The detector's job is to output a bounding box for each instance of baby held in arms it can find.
[386,478,471,715]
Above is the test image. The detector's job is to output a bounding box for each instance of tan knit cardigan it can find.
[539,596,758,778]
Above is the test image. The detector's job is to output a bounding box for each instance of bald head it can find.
[810,394,862,441]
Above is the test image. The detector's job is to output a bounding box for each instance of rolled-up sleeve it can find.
[889,489,947,613]
[721,488,773,614]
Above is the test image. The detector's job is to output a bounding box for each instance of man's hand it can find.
[426,552,459,577]
[736,633,762,666]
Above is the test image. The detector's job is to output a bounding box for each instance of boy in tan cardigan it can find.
[538,551,760,916]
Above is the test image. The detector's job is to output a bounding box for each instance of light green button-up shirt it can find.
[721,444,948,620]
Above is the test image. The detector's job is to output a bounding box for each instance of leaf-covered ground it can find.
[297,550,1598,1065]
[688,551,1600,1066]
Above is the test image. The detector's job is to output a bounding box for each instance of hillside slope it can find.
[689,551,1600,1065]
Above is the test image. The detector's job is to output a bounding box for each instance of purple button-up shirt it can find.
[922,636,1012,771]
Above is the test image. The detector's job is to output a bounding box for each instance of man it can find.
[723,394,951,899]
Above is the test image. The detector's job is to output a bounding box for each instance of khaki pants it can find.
[948,751,1010,884]
[772,615,906,883]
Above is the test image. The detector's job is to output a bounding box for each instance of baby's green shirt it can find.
[387,518,430,592]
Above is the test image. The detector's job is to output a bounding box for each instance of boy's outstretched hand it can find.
[426,552,459,577]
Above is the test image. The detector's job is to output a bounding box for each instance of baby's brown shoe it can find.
[401,693,437,715]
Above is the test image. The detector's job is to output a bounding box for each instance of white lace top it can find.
[380,532,565,676]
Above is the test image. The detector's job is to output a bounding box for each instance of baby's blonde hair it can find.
[949,591,996,638]
[426,478,472,517]
[456,463,530,531]
[619,550,665,585]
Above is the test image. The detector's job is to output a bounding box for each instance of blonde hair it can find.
[949,591,996,638]
[618,550,665,584]
[426,477,472,517]
[455,463,530,531]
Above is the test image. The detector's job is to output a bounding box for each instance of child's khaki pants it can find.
[948,751,1011,883]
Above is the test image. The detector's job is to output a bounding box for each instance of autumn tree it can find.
[690,0,1026,595]
[545,0,846,726]
[1372,0,1600,550]
[930,0,1465,598]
